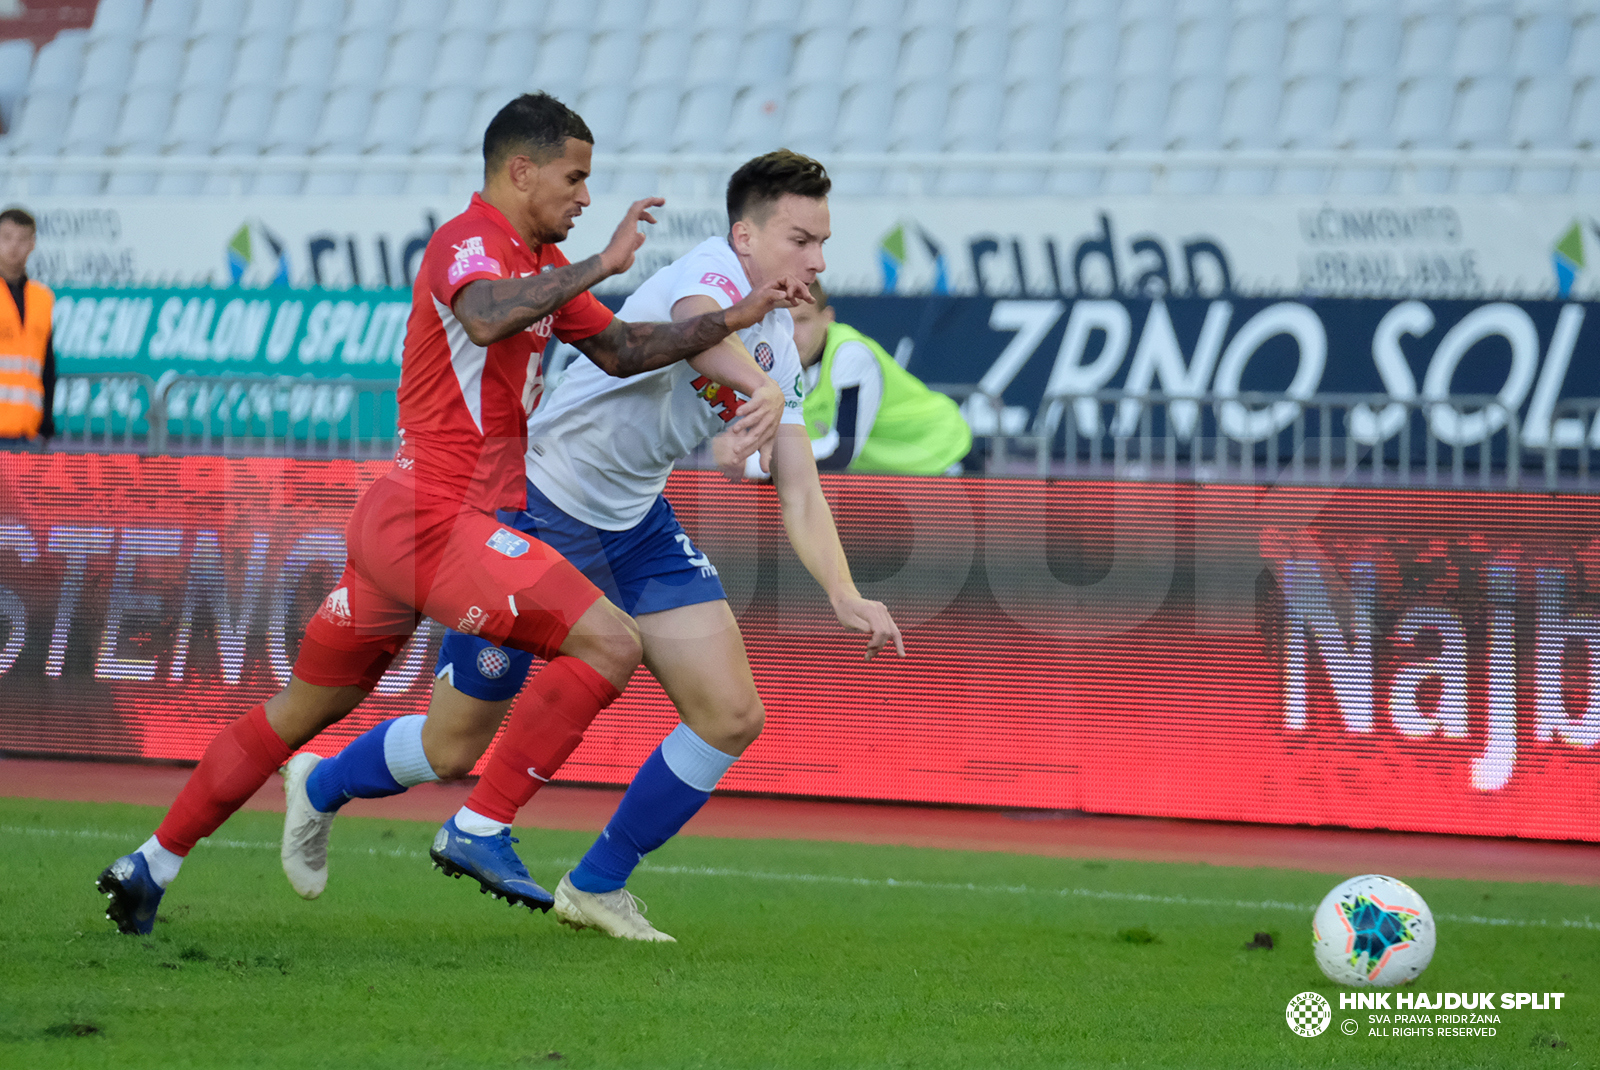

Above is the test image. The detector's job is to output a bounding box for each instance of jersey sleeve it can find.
[670,247,747,311]
[426,217,516,309]
[771,321,808,426]
[551,288,615,343]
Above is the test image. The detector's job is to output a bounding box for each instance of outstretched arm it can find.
[452,198,663,347]
[569,277,808,379]
[770,424,905,660]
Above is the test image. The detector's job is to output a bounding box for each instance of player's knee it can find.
[718,691,765,752]
[562,602,642,689]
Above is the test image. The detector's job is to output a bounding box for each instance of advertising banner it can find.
[2,454,1597,841]
[20,192,1600,299]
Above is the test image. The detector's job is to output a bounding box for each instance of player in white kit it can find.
[283,152,904,941]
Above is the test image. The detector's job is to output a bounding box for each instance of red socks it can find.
[466,656,620,823]
[155,704,291,855]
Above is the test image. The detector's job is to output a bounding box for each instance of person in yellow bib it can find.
[747,279,971,477]
[0,207,55,448]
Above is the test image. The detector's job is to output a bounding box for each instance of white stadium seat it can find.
[289,0,342,36]
[1221,75,1281,148]
[1278,74,1341,147]
[79,37,135,95]
[89,0,147,42]
[28,30,88,96]
[646,0,698,34]
[1511,12,1571,76]
[944,79,1004,152]
[331,32,389,93]
[345,0,398,35]
[1567,18,1600,79]
[1342,13,1403,78]
[835,80,894,152]
[9,90,72,157]
[1452,10,1515,79]
[214,86,274,153]
[1054,78,1113,151]
[166,86,227,152]
[1334,75,1399,148]
[242,0,294,36]
[596,0,650,34]
[1392,75,1455,148]
[791,28,851,89]
[63,90,120,155]
[1166,73,1225,148]
[1453,74,1516,148]
[1226,15,1286,78]
[193,0,248,37]
[480,36,538,94]
[1172,16,1229,78]
[229,33,287,92]
[182,35,240,94]
[1283,12,1343,78]
[142,0,200,43]
[112,87,176,153]
[264,85,323,154]
[311,86,376,154]
[495,0,546,35]
[414,87,477,154]
[1063,17,1117,79]
[388,31,444,93]
[782,82,840,155]
[282,34,339,92]
[674,84,735,152]
[636,30,698,91]
[1005,23,1063,86]
[440,0,498,35]
[1398,11,1456,79]
[725,84,784,154]
[0,39,32,134]
[1511,74,1572,147]
[533,30,592,102]
[1109,75,1169,151]
[683,30,741,90]
[619,87,680,152]
[1119,18,1177,79]
[577,83,629,150]
[897,28,955,89]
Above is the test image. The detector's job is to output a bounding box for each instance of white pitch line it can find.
[9,824,1598,932]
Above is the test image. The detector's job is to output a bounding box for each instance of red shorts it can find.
[295,472,604,690]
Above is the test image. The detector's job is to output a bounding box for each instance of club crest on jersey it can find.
[700,272,743,304]
[753,341,775,371]
[476,646,512,680]
[486,528,531,558]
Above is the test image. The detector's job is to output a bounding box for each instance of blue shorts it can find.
[435,479,726,701]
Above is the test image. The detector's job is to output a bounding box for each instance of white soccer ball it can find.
[1312,874,1435,987]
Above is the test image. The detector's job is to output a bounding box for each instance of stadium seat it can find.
[289,0,342,36]
[644,0,697,34]
[954,26,1009,88]
[1051,78,1111,193]
[674,84,735,152]
[890,81,950,153]
[345,0,399,35]
[1119,18,1177,79]
[1004,23,1064,87]
[312,86,376,155]
[547,0,597,35]
[1278,74,1341,147]
[1172,16,1229,78]
[181,35,239,95]
[619,88,679,152]
[682,30,740,91]
[1511,12,1571,77]
[897,28,955,91]
[414,87,477,154]
[480,35,538,95]
[596,0,649,34]
[725,85,785,154]
[533,30,592,103]
[944,80,1003,153]
[636,30,697,91]
[993,80,1055,192]
[904,0,961,33]
[229,33,287,92]
[1283,12,1342,78]
[791,28,851,90]
[1166,73,1225,148]
[1221,74,1280,148]
[242,0,294,37]
[1398,11,1456,79]
[88,0,147,42]
[62,90,120,155]
[165,87,225,158]
[1393,75,1454,148]
[8,90,72,158]
[1569,78,1600,149]
[1109,75,1169,151]
[577,83,629,152]
[387,31,443,93]
[214,86,274,153]
[331,32,388,93]
[1510,76,1573,192]
[1453,74,1516,147]
[78,37,136,95]
[0,39,32,135]
[142,0,200,43]
[1063,17,1117,79]
[1568,18,1600,80]
[128,36,186,95]
[734,27,794,94]
[281,34,339,92]
[783,82,842,157]
[1226,15,1286,78]
[27,30,88,97]
[843,28,900,86]
[264,85,323,155]
[835,80,894,153]
[1334,75,1399,148]
[112,87,172,153]
[193,0,247,37]
[585,32,644,95]
[1453,10,1515,79]
[437,0,495,35]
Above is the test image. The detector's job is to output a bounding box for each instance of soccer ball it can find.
[1312,874,1435,987]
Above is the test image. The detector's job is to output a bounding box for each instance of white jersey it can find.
[525,237,807,530]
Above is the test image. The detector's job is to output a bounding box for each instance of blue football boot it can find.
[96,852,164,935]
[430,818,554,913]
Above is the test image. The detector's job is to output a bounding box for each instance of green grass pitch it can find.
[1,796,1593,1069]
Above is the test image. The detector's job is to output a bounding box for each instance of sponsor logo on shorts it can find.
[457,604,488,636]
[753,340,774,371]
[486,528,531,558]
[700,271,743,303]
[476,646,512,680]
[318,586,352,626]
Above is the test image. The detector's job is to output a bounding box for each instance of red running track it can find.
[3,758,1597,886]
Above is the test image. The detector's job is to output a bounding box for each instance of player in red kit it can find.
[94,93,806,934]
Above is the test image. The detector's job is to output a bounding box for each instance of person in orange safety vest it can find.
[0,206,55,446]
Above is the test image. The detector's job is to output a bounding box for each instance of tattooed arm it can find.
[570,276,811,379]
[451,197,663,347]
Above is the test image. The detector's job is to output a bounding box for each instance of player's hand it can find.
[711,431,767,481]
[725,274,811,331]
[830,593,906,661]
[598,197,665,276]
[727,380,782,459]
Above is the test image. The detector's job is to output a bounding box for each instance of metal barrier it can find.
[978,388,1559,488]
[50,372,162,453]
[159,375,399,458]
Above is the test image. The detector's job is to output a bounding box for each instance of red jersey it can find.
[393,193,613,513]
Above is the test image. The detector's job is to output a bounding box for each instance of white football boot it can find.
[280,752,334,899]
[553,872,677,942]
